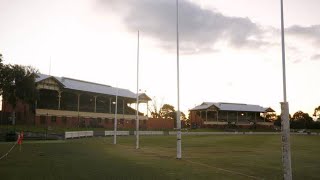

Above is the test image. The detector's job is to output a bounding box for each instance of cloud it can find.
[286,25,320,46]
[311,54,320,61]
[97,0,266,54]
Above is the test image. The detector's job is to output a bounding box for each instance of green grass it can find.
[0,135,320,179]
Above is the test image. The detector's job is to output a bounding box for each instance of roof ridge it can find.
[61,77,112,87]
[219,102,247,105]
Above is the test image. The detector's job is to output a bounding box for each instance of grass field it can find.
[0,135,319,180]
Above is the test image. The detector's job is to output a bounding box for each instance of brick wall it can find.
[1,100,34,125]
[189,111,204,128]
[33,116,174,130]
[146,118,174,130]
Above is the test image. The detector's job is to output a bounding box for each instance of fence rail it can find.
[65,131,94,139]
[104,131,129,136]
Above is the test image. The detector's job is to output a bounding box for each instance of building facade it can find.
[2,74,157,129]
[189,102,274,128]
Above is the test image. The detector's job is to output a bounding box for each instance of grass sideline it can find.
[1,135,320,179]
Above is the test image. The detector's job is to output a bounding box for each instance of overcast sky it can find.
[1,0,320,116]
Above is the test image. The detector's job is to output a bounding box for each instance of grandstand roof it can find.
[190,102,267,112]
[36,74,141,100]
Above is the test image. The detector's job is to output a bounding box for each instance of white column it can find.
[280,1,292,178]
[217,111,219,122]
[136,31,140,149]
[77,94,80,112]
[58,91,62,110]
[147,101,149,117]
[77,93,81,127]
[94,96,97,113]
[113,92,118,145]
[237,112,238,123]
[176,0,181,159]
[109,98,112,114]
[123,99,125,119]
[205,110,208,121]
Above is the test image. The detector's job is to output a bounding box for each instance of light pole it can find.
[280,0,292,179]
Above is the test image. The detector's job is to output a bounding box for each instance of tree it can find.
[274,115,281,127]
[148,97,162,118]
[291,111,313,129]
[265,113,277,122]
[180,111,187,121]
[0,55,38,111]
[313,106,320,120]
[159,104,175,119]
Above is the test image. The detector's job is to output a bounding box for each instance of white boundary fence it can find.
[134,131,164,135]
[168,131,320,135]
[104,131,129,136]
[65,131,320,139]
[65,131,94,139]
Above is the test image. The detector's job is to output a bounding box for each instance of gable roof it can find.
[264,107,275,112]
[36,74,65,88]
[138,93,152,102]
[190,102,267,113]
[35,74,139,99]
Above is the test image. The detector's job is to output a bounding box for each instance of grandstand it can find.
[189,102,274,128]
[2,74,151,128]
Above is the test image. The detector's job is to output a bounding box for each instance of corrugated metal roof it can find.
[190,102,266,112]
[36,74,51,82]
[190,102,218,111]
[36,74,137,99]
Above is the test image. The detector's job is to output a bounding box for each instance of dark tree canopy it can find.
[159,104,175,119]
[149,102,187,122]
[290,111,314,129]
[0,54,38,108]
[314,106,320,120]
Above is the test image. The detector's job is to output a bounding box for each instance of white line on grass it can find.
[115,144,263,180]
[183,159,263,180]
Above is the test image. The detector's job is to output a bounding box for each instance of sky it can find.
[0,0,320,116]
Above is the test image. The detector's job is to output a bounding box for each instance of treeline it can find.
[274,109,320,129]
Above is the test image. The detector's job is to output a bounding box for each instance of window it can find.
[51,116,57,123]
[40,115,46,124]
[62,116,67,124]
[97,118,102,124]
[105,118,109,124]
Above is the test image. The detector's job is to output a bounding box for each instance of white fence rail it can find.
[65,131,94,139]
[104,131,130,136]
[65,131,320,139]
[134,131,164,135]
[168,131,279,135]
